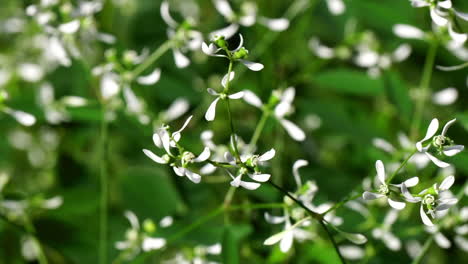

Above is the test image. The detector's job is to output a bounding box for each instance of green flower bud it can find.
[232,47,249,60]
[143,219,156,234]
[213,35,227,49]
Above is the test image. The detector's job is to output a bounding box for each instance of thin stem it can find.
[128,39,173,81]
[223,186,237,224]
[411,236,433,264]
[410,40,438,140]
[99,107,109,264]
[319,221,347,264]
[249,111,270,150]
[386,150,416,184]
[324,192,362,215]
[223,60,242,161]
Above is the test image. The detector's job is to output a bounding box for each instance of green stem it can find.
[411,237,433,264]
[24,217,48,264]
[323,192,362,215]
[319,221,347,264]
[410,40,438,140]
[249,111,270,150]
[386,150,416,184]
[128,39,173,81]
[99,107,109,264]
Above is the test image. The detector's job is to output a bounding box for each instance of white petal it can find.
[230,175,242,187]
[279,230,294,252]
[430,8,448,26]
[58,20,80,34]
[435,198,458,211]
[282,87,296,103]
[420,205,434,226]
[383,232,401,251]
[387,198,406,210]
[160,1,178,28]
[173,166,185,176]
[137,68,161,85]
[437,0,452,9]
[194,147,211,162]
[142,237,166,251]
[228,91,244,99]
[207,88,219,96]
[264,212,286,224]
[232,34,244,52]
[258,149,276,161]
[362,191,384,200]
[123,86,143,113]
[153,132,162,148]
[432,87,458,105]
[326,0,345,15]
[100,73,120,100]
[354,50,379,67]
[18,63,44,83]
[443,145,464,156]
[439,175,455,191]
[264,231,286,245]
[200,163,217,174]
[292,159,308,188]
[6,109,36,126]
[258,17,289,31]
[434,232,451,249]
[242,90,263,108]
[392,44,412,62]
[49,37,71,67]
[441,118,456,136]
[159,130,172,154]
[185,170,201,184]
[210,23,239,40]
[404,177,419,187]
[448,24,467,45]
[375,160,386,183]
[221,71,235,88]
[124,211,140,229]
[337,229,368,244]
[62,96,87,107]
[416,118,439,151]
[201,42,219,56]
[172,49,190,68]
[372,138,395,153]
[425,152,450,168]
[279,119,306,141]
[309,38,335,59]
[162,98,190,122]
[274,101,291,118]
[143,149,168,164]
[213,0,234,19]
[455,9,468,21]
[239,59,264,71]
[159,216,173,227]
[248,173,270,182]
[393,24,425,39]
[401,184,422,203]
[239,180,261,190]
[205,97,220,121]
[339,245,365,260]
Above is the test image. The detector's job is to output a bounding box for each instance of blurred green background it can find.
[0,0,467,263]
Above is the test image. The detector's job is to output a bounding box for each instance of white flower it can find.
[160,98,190,122]
[416,118,464,168]
[205,72,245,121]
[362,160,412,210]
[201,34,264,71]
[115,211,169,260]
[372,210,402,251]
[160,1,202,68]
[401,175,458,226]
[143,116,211,183]
[211,0,289,39]
[243,87,306,141]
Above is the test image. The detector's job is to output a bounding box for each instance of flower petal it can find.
[239,59,264,71]
[430,8,448,26]
[258,149,276,161]
[432,87,458,105]
[205,97,221,121]
[228,91,244,99]
[292,159,308,187]
[239,180,261,190]
[375,160,386,184]
[435,198,458,211]
[221,71,235,88]
[401,184,422,203]
[425,152,450,168]
[387,198,406,210]
[441,118,456,136]
[173,166,185,177]
[248,173,271,182]
[279,230,294,252]
[137,68,161,85]
[242,90,263,108]
[160,1,178,28]
[416,118,439,151]
[185,170,201,183]
[392,44,412,62]
[142,237,166,251]
[326,0,345,15]
[393,24,425,39]
[258,17,289,31]
[210,23,239,40]
[439,175,455,191]
[434,232,451,249]
[173,115,193,140]
[264,212,286,224]
[194,147,211,162]
[264,231,286,246]
[420,205,434,226]
[443,145,464,156]
[279,119,306,141]
[124,211,140,229]
[58,20,80,34]
[213,0,234,19]
[201,42,220,56]
[143,149,168,164]
[172,49,190,68]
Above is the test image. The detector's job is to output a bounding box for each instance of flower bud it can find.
[232,47,249,60]
[213,35,227,49]
[143,219,156,234]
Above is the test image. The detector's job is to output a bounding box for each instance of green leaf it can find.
[313,69,384,96]
[222,224,252,264]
